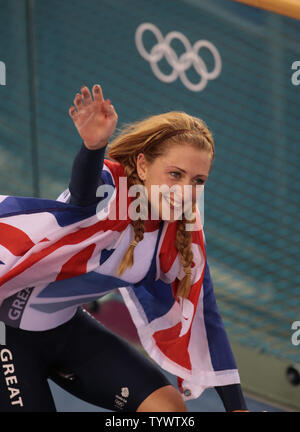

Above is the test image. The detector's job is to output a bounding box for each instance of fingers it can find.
[102,99,117,117]
[69,86,94,119]
[73,92,84,111]
[72,85,99,112]
[81,86,92,105]
[69,105,78,120]
[68,84,115,120]
[92,84,104,103]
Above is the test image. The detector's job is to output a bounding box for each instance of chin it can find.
[160,211,184,223]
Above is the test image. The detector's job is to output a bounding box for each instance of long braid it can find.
[175,206,196,298]
[173,122,214,299]
[117,161,146,276]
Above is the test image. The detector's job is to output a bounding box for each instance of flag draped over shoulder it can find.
[0,159,240,400]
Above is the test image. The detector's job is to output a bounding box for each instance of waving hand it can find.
[69,84,118,150]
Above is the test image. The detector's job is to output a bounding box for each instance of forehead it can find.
[157,143,212,175]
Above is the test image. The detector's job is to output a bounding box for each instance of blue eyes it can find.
[169,172,205,185]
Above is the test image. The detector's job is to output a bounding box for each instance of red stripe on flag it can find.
[154,256,206,367]
[103,159,125,185]
[177,377,184,394]
[55,243,96,281]
[153,323,192,370]
[153,278,204,371]
[0,217,130,287]
[159,223,178,273]
[0,222,35,256]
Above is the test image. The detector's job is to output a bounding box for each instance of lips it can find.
[163,195,182,210]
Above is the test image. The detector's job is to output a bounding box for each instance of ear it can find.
[136,153,148,182]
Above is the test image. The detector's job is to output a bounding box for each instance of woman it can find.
[0,84,248,412]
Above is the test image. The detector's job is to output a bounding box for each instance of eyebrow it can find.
[167,166,208,179]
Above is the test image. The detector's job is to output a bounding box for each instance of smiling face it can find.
[136,143,212,222]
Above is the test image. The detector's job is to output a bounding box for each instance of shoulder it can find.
[102,159,125,187]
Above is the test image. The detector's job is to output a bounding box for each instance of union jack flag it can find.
[0,160,240,399]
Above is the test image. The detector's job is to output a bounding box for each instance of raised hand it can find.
[69,84,118,150]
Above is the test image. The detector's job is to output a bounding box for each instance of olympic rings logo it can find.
[135,23,222,92]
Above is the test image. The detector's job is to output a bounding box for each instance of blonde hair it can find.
[107,111,215,298]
